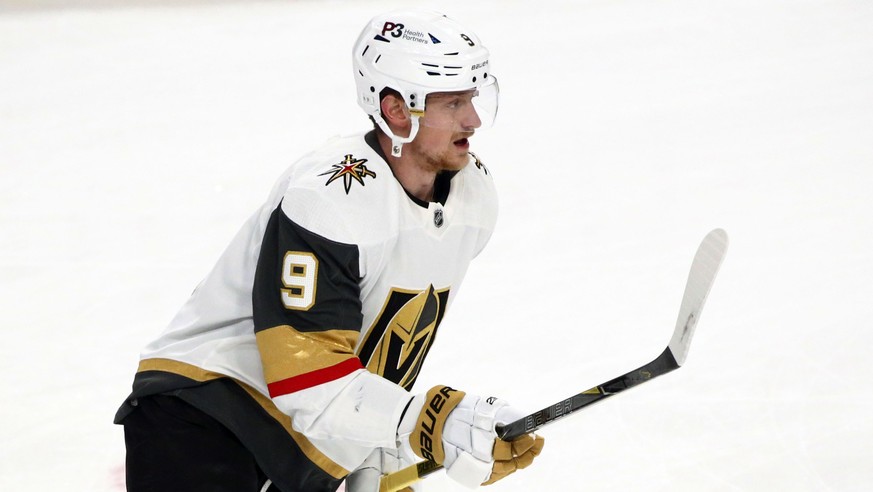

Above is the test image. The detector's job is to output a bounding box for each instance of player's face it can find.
[408,90,482,172]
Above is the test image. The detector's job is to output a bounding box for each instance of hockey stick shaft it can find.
[379,229,728,492]
[379,349,680,492]
[495,346,679,440]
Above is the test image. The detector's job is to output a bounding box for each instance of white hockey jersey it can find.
[115,131,497,492]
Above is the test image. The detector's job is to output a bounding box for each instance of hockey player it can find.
[115,9,544,492]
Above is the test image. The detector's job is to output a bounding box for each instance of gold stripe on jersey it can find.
[135,357,349,479]
[255,325,359,385]
[137,357,227,382]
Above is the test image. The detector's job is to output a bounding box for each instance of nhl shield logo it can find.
[433,208,444,228]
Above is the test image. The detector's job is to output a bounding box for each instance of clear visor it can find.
[414,76,499,131]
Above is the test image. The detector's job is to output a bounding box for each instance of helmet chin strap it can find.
[375,114,421,157]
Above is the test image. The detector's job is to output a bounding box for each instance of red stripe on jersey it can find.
[267,357,364,398]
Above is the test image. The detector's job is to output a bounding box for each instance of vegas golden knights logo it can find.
[319,154,377,194]
[357,285,450,390]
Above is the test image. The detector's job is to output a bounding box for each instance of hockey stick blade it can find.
[668,228,728,366]
[498,228,728,438]
[378,229,729,492]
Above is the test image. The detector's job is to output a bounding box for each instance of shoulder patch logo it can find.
[319,154,377,194]
[469,151,489,175]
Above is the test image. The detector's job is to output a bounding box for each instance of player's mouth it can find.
[453,137,471,150]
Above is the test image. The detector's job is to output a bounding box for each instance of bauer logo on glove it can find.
[399,385,545,488]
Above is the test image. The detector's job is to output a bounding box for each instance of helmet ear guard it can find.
[368,88,423,157]
[352,9,497,157]
[373,111,421,157]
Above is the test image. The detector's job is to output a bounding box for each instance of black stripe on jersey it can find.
[117,371,345,491]
[114,368,211,424]
[176,379,345,491]
[253,203,362,334]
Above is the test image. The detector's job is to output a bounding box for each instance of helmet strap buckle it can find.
[376,115,421,158]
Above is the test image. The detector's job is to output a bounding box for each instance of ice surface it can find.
[2,0,872,490]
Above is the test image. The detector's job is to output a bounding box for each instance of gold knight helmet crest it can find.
[357,285,449,389]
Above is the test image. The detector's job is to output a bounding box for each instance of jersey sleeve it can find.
[252,199,411,450]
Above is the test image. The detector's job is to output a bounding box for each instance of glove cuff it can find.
[408,385,466,463]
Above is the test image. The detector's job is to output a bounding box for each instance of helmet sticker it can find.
[380,21,432,45]
[382,22,404,38]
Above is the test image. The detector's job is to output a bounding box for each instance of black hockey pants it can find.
[121,394,281,492]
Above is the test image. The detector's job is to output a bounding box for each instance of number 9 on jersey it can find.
[281,251,318,310]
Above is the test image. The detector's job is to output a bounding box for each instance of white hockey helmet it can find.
[352,9,498,156]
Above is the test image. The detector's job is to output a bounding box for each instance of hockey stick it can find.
[379,229,729,492]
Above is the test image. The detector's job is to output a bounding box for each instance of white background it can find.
[2,0,871,490]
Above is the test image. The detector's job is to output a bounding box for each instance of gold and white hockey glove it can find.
[398,385,545,488]
[346,447,421,492]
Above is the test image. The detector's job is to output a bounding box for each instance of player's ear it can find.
[380,93,411,132]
